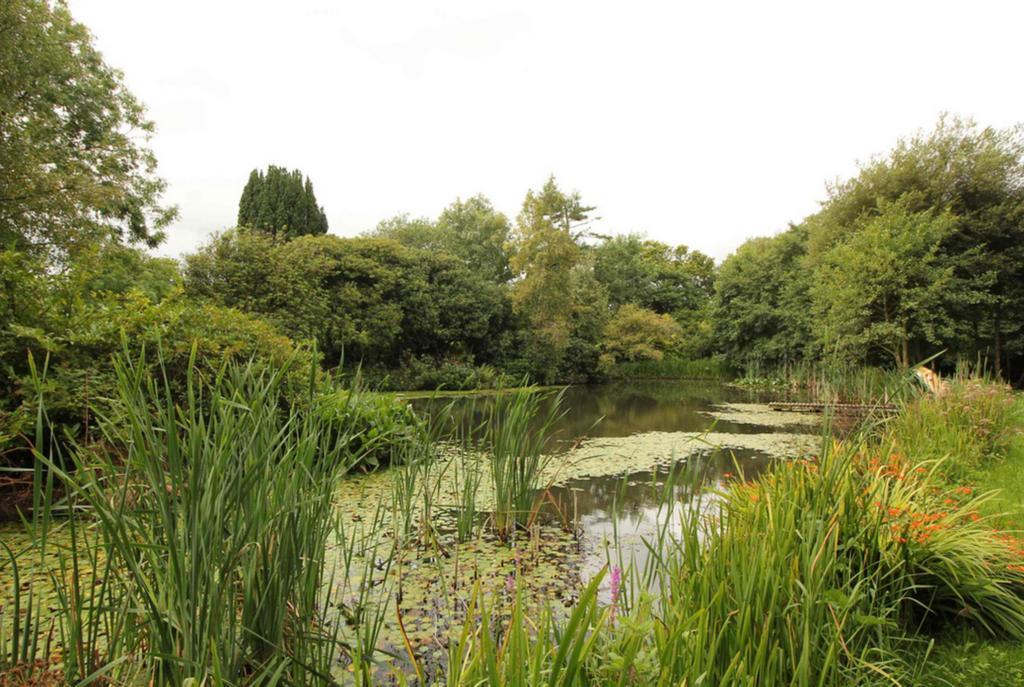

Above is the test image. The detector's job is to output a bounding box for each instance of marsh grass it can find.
[739,360,921,406]
[486,387,565,542]
[4,363,1022,687]
[440,381,1024,687]
[19,346,377,684]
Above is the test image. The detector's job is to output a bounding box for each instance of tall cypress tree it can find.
[236,165,328,239]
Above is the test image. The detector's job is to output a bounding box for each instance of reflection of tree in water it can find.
[414,380,801,450]
[546,448,772,521]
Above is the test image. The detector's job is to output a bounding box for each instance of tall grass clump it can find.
[443,403,1024,686]
[738,360,920,405]
[446,571,608,687]
[487,387,564,541]
[601,438,1024,685]
[34,347,364,684]
[885,378,1023,479]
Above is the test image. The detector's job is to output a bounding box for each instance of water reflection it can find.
[413,380,807,450]
[546,447,774,591]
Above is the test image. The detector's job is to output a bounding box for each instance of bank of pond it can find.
[1,361,1022,686]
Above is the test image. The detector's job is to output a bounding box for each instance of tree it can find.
[592,234,715,351]
[369,195,513,283]
[0,0,176,260]
[185,232,511,369]
[509,177,593,382]
[602,304,683,364]
[811,200,956,367]
[436,195,513,283]
[806,116,1024,377]
[711,225,813,369]
[237,165,328,239]
[369,214,443,251]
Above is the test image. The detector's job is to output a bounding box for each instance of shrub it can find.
[2,290,317,462]
[602,304,683,364]
[314,387,426,470]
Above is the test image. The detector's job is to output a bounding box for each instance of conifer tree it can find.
[236,165,328,239]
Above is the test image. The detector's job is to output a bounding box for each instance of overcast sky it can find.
[69,0,1024,262]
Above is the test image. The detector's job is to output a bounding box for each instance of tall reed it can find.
[33,346,362,684]
[486,387,564,541]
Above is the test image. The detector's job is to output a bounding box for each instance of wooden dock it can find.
[768,402,898,415]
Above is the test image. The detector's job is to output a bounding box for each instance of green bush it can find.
[314,387,425,470]
[2,290,317,461]
[607,355,732,380]
[371,355,511,391]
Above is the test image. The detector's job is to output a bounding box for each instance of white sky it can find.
[69,0,1024,262]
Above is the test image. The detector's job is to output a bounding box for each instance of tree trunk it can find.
[994,312,1003,380]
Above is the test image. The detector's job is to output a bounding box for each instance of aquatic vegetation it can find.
[487,387,565,541]
[607,356,732,381]
[27,350,362,684]
[3,373,1021,686]
[736,362,921,406]
[702,402,822,430]
[885,378,1023,478]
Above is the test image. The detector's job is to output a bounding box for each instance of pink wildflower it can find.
[609,565,622,622]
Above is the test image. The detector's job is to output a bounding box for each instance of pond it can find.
[0,380,824,682]
[328,380,823,679]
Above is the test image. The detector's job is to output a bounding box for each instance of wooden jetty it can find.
[768,402,898,415]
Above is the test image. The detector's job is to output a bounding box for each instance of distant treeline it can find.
[187,180,715,388]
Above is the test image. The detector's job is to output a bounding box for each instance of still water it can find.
[411,380,820,585]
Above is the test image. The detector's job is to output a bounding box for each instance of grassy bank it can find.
[898,383,1024,686]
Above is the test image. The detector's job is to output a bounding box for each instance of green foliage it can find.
[607,356,732,380]
[509,177,606,383]
[812,200,957,366]
[34,353,354,684]
[736,361,918,405]
[237,165,328,239]
[446,571,608,686]
[441,388,1024,686]
[0,0,176,257]
[371,196,513,283]
[712,224,813,368]
[314,385,426,471]
[437,195,514,283]
[185,231,512,370]
[487,386,563,540]
[593,233,714,324]
[886,378,1023,479]
[600,304,683,368]
[717,116,1024,380]
[0,245,315,459]
[376,355,508,391]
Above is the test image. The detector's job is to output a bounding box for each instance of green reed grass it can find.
[442,379,1024,687]
[26,346,374,684]
[739,360,921,405]
[486,387,565,542]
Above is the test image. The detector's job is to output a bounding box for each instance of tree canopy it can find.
[714,116,1024,380]
[0,0,176,260]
